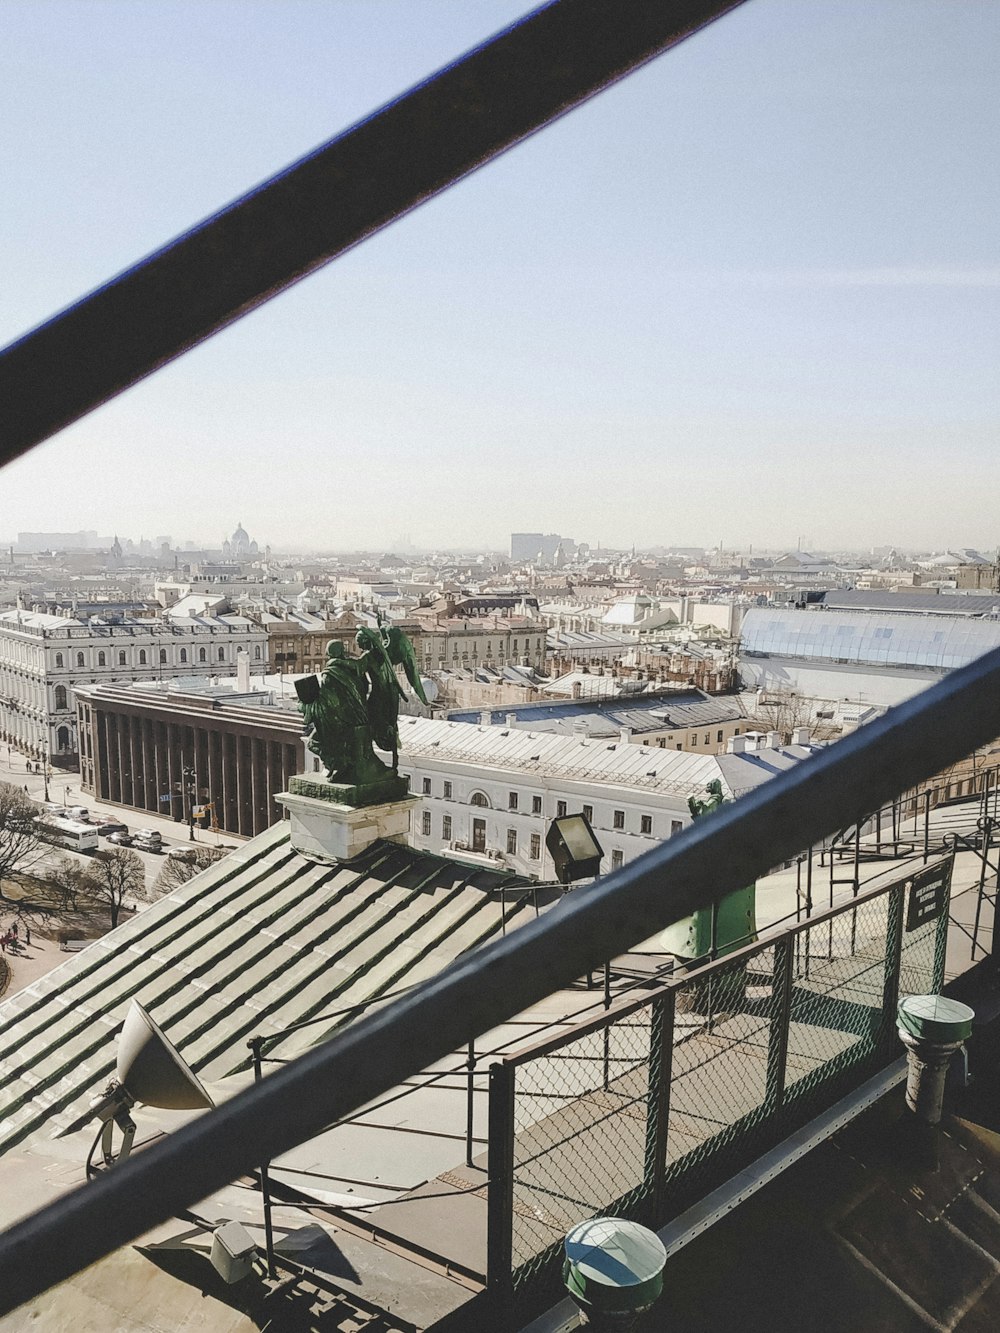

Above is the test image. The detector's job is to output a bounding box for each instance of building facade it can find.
[76,682,304,838]
[0,609,268,762]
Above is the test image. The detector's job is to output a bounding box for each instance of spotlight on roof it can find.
[546,812,604,887]
[58,1000,214,1176]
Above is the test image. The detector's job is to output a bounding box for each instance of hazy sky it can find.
[1,1,997,553]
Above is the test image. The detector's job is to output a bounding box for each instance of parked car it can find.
[96,821,128,837]
[107,831,134,847]
[132,831,164,853]
[66,806,90,821]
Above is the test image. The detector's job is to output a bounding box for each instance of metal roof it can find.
[821,589,1000,618]
[399,714,815,800]
[447,690,744,735]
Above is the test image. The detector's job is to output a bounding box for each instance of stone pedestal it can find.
[276,774,417,863]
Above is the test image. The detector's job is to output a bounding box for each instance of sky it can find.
[1,0,998,554]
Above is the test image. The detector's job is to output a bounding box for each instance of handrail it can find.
[0,643,999,1312]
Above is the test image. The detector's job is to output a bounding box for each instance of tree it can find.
[85,847,145,929]
[0,783,41,899]
[152,846,226,897]
[44,854,92,913]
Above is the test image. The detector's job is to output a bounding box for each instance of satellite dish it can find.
[58,1000,213,1176]
[117,1001,214,1111]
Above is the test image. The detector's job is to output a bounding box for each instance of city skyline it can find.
[2,1,998,549]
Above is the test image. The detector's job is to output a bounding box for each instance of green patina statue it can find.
[688,778,725,821]
[295,621,429,803]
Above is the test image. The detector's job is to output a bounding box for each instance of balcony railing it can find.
[0,0,996,1321]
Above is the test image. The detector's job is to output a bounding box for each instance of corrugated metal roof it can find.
[822,589,1000,618]
[399,715,815,800]
[0,827,541,1155]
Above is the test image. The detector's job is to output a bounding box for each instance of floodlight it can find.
[545,813,604,886]
[58,1000,213,1176]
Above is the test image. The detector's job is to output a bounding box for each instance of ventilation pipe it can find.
[897,994,974,1165]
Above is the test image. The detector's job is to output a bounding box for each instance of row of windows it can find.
[413,778,684,840]
[52,645,263,669]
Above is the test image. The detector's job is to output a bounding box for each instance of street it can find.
[0,747,244,892]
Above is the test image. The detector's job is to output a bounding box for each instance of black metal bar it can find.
[0,0,746,465]
[648,990,675,1225]
[466,1038,477,1169]
[879,883,905,1060]
[765,939,794,1112]
[249,1037,277,1280]
[3,649,1000,1312]
[486,1062,515,1316]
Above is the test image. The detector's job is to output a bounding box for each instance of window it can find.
[529,833,541,860]
[199,647,207,663]
[97,651,106,667]
[506,829,517,855]
[421,810,431,836]
[57,725,70,751]
[422,777,431,795]
[734,727,741,736]
[704,733,710,745]
[582,804,593,822]
[611,850,624,870]
[443,780,452,799]
[717,730,724,743]
[671,820,683,836]
[470,791,489,808]
[532,795,542,815]
[54,685,67,710]
[76,652,84,667]
[159,648,167,664]
[613,809,625,830]
[556,800,567,818]
[640,815,652,835]
[139,649,147,665]
[218,647,225,661]
[508,791,518,811]
[691,734,697,746]
[180,648,188,663]
[442,814,452,840]
[118,650,127,666]
[254,646,262,660]
[55,652,63,668]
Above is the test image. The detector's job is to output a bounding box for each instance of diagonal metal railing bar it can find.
[1,646,1000,1313]
[0,0,745,466]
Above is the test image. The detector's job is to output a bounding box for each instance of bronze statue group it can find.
[296,621,428,786]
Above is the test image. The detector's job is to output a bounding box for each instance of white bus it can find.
[34,816,99,854]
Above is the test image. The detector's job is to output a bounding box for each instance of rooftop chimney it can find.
[792,726,811,746]
[236,648,251,693]
[620,727,633,745]
[728,735,749,754]
[506,713,517,727]
[479,710,492,726]
[766,730,781,749]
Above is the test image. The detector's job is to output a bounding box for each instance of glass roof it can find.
[741,608,1000,672]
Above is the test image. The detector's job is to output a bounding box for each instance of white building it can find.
[0,609,268,762]
[388,715,822,882]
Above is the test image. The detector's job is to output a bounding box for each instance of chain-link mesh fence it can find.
[498,857,952,1290]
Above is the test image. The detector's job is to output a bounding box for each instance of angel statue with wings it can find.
[295,621,429,794]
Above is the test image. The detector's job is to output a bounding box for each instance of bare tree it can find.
[43,855,92,913]
[85,848,145,929]
[152,846,226,897]
[0,783,42,899]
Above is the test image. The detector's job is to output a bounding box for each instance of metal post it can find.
[603,960,612,1092]
[923,789,931,865]
[765,940,794,1113]
[486,1061,515,1322]
[465,1039,476,1169]
[646,990,675,1225]
[248,1038,277,1280]
[879,883,905,1060]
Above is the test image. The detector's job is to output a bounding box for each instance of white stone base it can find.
[276,788,418,863]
